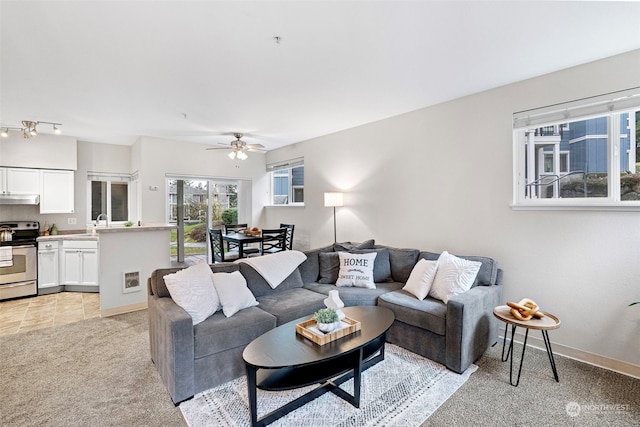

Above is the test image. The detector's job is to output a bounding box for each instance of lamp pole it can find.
[333,206,337,243]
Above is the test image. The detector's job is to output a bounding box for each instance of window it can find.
[513,88,640,209]
[267,158,304,205]
[87,172,131,224]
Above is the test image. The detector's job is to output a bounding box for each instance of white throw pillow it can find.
[163,259,220,325]
[403,259,439,300]
[429,251,481,303]
[211,270,259,317]
[335,252,377,289]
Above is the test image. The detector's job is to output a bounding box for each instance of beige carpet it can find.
[1,308,638,427]
[0,310,184,427]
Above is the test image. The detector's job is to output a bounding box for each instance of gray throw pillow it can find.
[318,252,340,284]
[352,248,392,282]
[333,239,375,252]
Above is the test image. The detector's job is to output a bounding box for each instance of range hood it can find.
[0,194,40,205]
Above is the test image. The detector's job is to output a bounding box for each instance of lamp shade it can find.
[324,192,344,207]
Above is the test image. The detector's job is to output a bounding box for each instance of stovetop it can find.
[0,221,40,246]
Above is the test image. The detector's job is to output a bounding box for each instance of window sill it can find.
[511,202,640,211]
[265,204,305,208]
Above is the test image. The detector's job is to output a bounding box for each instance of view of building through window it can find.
[516,108,640,204]
[272,166,304,204]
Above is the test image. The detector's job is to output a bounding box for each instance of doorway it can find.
[167,177,247,266]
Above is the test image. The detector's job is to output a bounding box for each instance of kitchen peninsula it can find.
[38,224,174,317]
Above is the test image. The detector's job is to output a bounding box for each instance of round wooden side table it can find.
[493,305,561,386]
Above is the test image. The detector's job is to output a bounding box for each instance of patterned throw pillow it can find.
[429,251,481,303]
[163,260,220,325]
[335,252,377,289]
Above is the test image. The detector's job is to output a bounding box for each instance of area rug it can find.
[180,344,477,427]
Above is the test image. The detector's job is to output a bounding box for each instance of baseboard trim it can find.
[100,301,148,318]
[502,331,640,379]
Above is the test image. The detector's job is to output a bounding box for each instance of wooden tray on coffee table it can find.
[295,317,361,345]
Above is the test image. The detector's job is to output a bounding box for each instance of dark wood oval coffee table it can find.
[242,305,395,427]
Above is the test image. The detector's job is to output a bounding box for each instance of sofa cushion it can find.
[352,248,392,282]
[318,252,340,284]
[162,260,220,325]
[304,281,404,306]
[384,247,420,283]
[256,288,327,325]
[239,263,304,298]
[298,244,334,284]
[378,290,447,335]
[193,307,276,358]
[211,271,259,317]
[336,252,377,289]
[150,263,239,298]
[419,251,498,286]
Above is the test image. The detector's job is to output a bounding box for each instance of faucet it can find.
[95,213,109,228]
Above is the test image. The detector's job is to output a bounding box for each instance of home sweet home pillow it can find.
[335,252,377,289]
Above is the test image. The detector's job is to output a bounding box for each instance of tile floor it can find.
[0,292,100,336]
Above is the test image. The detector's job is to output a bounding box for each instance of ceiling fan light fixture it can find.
[228,151,237,160]
[1,128,8,138]
[237,150,248,160]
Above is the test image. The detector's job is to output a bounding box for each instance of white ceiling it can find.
[2,1,640,151]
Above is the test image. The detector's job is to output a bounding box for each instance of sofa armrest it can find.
[445,285,503,373]
[148,294,195,404]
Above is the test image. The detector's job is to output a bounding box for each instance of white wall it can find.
[135,136,269,226]
[265,49,640,374]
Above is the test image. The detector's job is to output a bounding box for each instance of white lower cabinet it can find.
[37,241,60,289]
[61,240,99,290]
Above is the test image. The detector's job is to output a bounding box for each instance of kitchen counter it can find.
[36,224,175,242]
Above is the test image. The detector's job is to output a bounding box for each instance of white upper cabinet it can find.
[40,169,75,213]
[6,168,40,194]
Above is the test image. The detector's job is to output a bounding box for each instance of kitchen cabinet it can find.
[5,168,40,194]
[0,168,5,193]
[40,169,74,213]
[38,241,60,290]
[61,240,99,291]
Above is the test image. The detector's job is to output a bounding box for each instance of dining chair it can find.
[209,228,240,263]
[279,223,295,250]
[260,228,287,255]
[224,223,260,256]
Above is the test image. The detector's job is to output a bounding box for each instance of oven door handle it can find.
[6,244,36,250]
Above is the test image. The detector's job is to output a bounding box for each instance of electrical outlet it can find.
[68,218,77,225]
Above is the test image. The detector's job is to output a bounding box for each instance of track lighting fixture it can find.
[0,120,62,139]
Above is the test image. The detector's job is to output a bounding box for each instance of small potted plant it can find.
[313,308,340,333]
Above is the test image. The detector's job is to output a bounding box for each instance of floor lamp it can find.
[324,192,344,243]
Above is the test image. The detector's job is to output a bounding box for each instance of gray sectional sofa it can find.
[147,241,503,404]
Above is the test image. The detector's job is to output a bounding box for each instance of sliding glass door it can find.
[167,177,247,265]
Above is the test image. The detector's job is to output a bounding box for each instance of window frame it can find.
[512,89,640,211]
[86,172,132,226]
[267,158,305,206]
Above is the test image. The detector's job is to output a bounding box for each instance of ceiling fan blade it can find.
[205,146,231,151]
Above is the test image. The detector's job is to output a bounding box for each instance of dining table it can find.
[222,232,263,258]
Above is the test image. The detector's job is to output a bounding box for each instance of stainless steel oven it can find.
[0,221,39,301]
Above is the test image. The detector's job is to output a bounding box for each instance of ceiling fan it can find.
[206,133,265,160]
